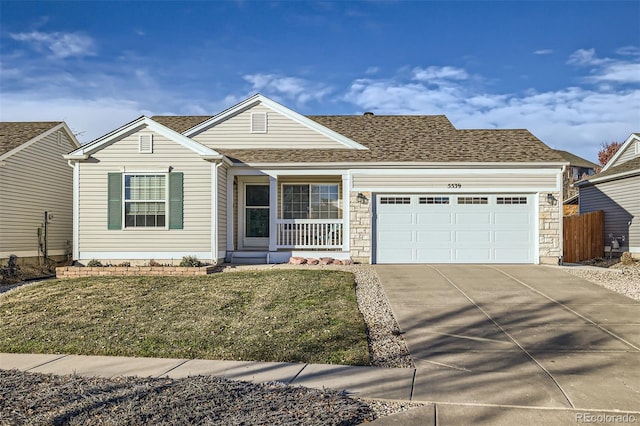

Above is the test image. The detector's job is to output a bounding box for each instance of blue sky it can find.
[1,1,639,162]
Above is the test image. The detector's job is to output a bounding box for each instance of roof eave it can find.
[575,169,640,186]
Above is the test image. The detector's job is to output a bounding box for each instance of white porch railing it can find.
[275,219,344,249]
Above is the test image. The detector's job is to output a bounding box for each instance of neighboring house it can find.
[65,94,566,265]
[575,133,640,258]
[0,122,81,264]
[553,149,598,201]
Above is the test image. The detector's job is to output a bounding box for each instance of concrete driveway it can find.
[375,264,640,414]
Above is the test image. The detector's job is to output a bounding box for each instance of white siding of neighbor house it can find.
[579,175,640,254]
[77,127,213,260]
[0,129,76,259]
[192,104,347,149]
[613,140,639,166]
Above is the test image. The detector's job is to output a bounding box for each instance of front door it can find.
[243,184,270,249]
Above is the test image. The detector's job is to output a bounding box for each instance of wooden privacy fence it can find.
[563,210,604,263]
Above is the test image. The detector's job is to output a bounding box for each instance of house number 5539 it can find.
[448,183,462,188]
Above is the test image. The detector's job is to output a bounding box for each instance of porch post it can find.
[268,175,277,251]
[342,173,351,252]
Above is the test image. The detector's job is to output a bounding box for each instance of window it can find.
[124,175,166,227]
[497,196,527,205]
[420,196,449,204]
[379,196,411,205]
[457,196,488,205]
[282,184,340,219]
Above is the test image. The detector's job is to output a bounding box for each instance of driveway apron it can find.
[375,264,640,411]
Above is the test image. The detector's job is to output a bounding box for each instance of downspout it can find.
[212,161,224,264]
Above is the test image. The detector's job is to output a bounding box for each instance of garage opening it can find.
[375,194,535,263]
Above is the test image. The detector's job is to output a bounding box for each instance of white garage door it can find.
[375,194,535,263]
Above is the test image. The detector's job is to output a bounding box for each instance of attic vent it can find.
[57,132,63,146]
[139,134,153,153]
[251,112,268,133]
[636,140,640,155]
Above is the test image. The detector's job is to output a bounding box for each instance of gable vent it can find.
[251,112,268,133]
[139,134,153,153]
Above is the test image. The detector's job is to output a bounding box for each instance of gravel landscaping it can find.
[561,261,640,301]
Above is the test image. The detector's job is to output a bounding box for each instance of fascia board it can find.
[60,122,81,148]
[0,122,65,161]
[183,94,368,150]
[230,161,568,169]
[602,133,639,171]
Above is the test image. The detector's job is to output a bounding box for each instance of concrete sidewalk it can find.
[3,352,639,425]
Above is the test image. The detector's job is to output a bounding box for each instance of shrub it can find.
[621,252,634,265]
[148,259,162,267]
[86,259,103,267]
[117,262,131,267]
[179,256,202,267]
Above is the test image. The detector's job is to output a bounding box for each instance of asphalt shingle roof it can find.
[553,149,599,169]
[151,116,212,133]
[579,156,640,184]
[0,122,61,156]
[152,114,565,164]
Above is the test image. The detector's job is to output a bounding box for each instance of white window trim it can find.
[280,182,342,219]
[138,134,154,153]
[123,172,168,230]
[250,112,268,134]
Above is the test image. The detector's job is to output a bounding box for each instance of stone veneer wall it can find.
[349,191,372,263]
[538,191,562,264]
[56,266,216,279]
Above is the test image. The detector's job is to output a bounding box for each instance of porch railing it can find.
[275,219,344,249]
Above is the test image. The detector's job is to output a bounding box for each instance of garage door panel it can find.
[417,248,453,262]
[375,194,535,264]
[495,212,531,225]
[417,230,452,243]
[495,230,530,243]
[455,248,492,262]
[378,212,415,226]
[417,212,452,225]
[455,212,492,225]
[456,230,492,244]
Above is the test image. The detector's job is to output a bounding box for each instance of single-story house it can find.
[64,94,566,265]
[575,133,640,257]
[0,122,81,264]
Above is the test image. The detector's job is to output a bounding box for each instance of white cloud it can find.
[616,46,640,56]
[587,62,640,84]
[412,66,469,82]
[365,66,379,75]
[243,73,333,105]
[345,63,640,162]
[533,49,553,55]
[9,30,95,59]
[567,48,607,66]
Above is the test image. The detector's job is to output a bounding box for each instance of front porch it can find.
[226,171,354,263]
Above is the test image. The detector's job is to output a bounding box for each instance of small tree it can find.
[598,141,623,166]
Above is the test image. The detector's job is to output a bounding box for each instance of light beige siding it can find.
[217,164,227,256]
[192,104,346,149]
[579,175,639,253]
[0,129,75,259]
[352,172,558,191]
[77,127,213,260]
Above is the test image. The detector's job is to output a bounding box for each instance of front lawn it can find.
[0,270,370,365]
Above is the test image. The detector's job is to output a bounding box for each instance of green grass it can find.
[0,270,370,365]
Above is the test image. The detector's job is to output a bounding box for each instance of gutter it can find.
[228,161,569,169]
[574,169,640,187]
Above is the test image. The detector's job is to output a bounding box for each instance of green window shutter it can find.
[107,173,122,230]
[168,172,183,230]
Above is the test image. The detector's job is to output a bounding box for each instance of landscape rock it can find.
[306,258,319,265]
[289,257,307,265]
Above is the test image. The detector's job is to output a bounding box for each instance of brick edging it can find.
[55,266,216,279]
